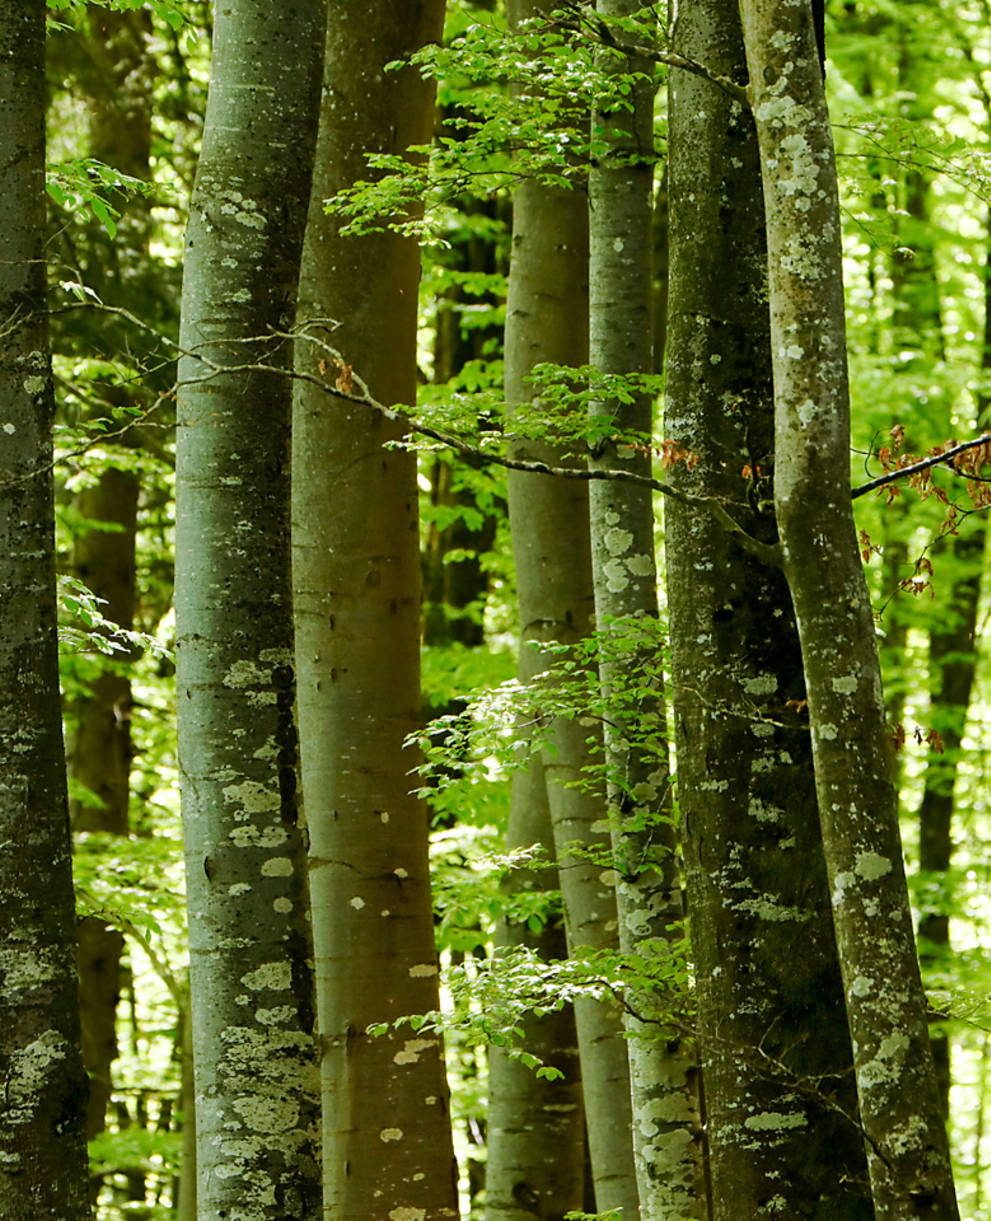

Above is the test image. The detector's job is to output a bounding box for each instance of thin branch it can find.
[552,1,751,106]
[851,433,991,499]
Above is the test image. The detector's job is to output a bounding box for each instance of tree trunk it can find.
[0,2,90,1214]
[292,3,460,1217]
[665,0,874,1215]
[739,1,960,1215]
[502,71,638,1204]
[587,4,700,1216]
[174,3,325,1216]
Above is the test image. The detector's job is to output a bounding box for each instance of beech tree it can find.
[739,0,959,1215]
[174,1,325,1216]
[292,2,460,1217]
[0,4,90,1216]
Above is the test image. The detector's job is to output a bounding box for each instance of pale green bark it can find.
[665,0,873,1215]
[486,761,584,1221]
[739,1,959,1216]
[503,84,637,1204]
[292,4,459,1218]
[175,3,325,1217]
[0,3,90,1214]
[587,4,699,1216]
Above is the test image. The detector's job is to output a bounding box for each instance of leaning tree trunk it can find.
[0,3,90,1215]
[174,3,325,1217]
[739,1,960,1216]
[664,0,874,1215]
[587,3,700,1216]
[292,3,459,1218]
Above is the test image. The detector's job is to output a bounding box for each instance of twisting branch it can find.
[550,0,751,105]
[851,433,991,499]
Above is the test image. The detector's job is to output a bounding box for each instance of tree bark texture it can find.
[292,3,460,1218]
[174,3,325,1216]
[665,0,874,1215]
[588,4,700,1216]
[0,3,90,1215]
[739,1,959,1216]
[503,70,638,1205]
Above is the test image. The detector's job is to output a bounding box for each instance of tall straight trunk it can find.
[739,2,959,1216]
[665,0,874,1215]
[502,46,637,1204]
[174,3,325,1217]
[587,4,699,1216]
[0,2,90,1215]
[292,4,459,1217]
[485,761,584,1221]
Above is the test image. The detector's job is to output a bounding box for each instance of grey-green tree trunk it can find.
[174,3,325,1216]
[587,4,700,1216]
[292,4,459,1218]
[486,761,584,1221]
[502,65,639,1211]
[0,2,90,1214]
[664,0,874,1215]
[739,1,959,1215]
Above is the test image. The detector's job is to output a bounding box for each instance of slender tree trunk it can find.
[739,2,959,1216]
[174,3,325,1216]
[0,2,90,1214]
[502,48,638,1200]
[292,4,459,1217]
[486,761,584,1221]
[586,4,700,1216]
[665,0,874,1215]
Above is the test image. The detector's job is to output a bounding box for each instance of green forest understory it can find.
[5,0,991,1218]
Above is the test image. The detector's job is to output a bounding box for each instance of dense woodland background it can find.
[6,0,991,1217]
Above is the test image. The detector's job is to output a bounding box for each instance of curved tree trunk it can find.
[739,1,959,1216]
[665,0,874,1216]
[174,3,325,1217]
[292,3,460,1217]
[0,2,90,1214]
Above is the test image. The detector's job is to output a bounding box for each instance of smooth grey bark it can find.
[587,4,700,1216]
[174,3,325,1217]
[503,88,637,1206]
[664,0,874,1215]
[292,4,459,1218]
[0,2,90,1214]
[739,1,959,1216]
[486,760,584,1221]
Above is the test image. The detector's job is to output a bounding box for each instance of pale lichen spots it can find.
[743,1110,807,1131]
[735,897,811,923]
[2,422,15,434]
[394,866,409,879]
[393,1037,438,1066]
[241,961,292,991]
[604,525,634,556]
[255,1005,297,1026]
[389,1209,426,1221]
[850,975,873,998]
[380,1127,404,1143]
[273,897,293,913]
[604,509,621,526]
[626,553,654,578]
[742,673,777,695]
[409,962,438,978]
[748,798,782,824]
[832,871,855,905]
[224,779,280,817]
[613,237,625,253]
[229,823,288,848]
[228,882,252,897]
[231,1094,298,1133]
[860,1031,910,1089]
[424,1095,438,1105]
[831,673,858,695]
[349,895,365,909]
[817,723,838,741]
[796,398,816,426]
[380,810,390,823]
[23,376,46,396]
[260,856,293,877]
[855,851,891,881]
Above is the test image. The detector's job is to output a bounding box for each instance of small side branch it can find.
[851,433,991,500]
